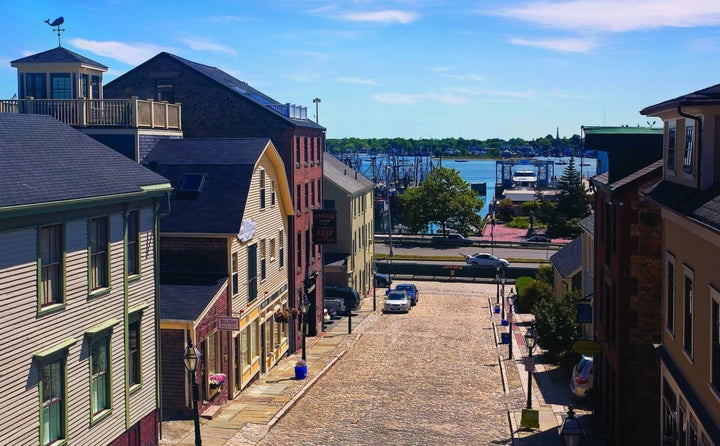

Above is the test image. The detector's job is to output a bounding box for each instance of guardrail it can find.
[374,262,538,282]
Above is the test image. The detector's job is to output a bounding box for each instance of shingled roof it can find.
[645,181,720,233]
[111,52,324,130]
[160,281,225,321]
[11,46,107,70]
[550,236,582,279]
[143,138,273,234]
[0,113,170,214]
[323,153,374,194]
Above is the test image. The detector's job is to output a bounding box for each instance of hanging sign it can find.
[238,218,256,242]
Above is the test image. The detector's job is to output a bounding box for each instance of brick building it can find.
[105,53,325,350]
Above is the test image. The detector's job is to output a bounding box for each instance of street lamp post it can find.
[508,293,517,359]
[559,406,585,446]
[301,297,310,361]
[495,265,500,305]
[524,324,539,410]
[501,272,507,318]
[182,339,202,446]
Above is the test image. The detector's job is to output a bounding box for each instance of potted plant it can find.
[208,372,226,389]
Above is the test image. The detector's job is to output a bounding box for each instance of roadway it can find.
[373,240,558,264]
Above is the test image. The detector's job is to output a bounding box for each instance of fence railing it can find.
[0,97,181,130]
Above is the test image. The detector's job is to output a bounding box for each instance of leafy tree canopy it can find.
[398,167,484,236]
[326,135,583,156]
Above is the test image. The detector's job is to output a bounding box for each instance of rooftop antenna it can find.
[44,16,65,47]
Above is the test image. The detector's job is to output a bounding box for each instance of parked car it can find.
[323,298,346,318]
[464,252,510,268]
[430,234,474,246]
[374,272,392,288]
[395,283,419,306]
[521,235,551,245]
[324,286,361,314]
[570,355,593,398]
[383,290,411,313]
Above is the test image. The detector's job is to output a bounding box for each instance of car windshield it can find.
[387,293,406,300]
[396,285,414,291]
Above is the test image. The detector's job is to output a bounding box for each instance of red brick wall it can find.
[108,410,158,446]
[105,54,326,348]
[160,328,187,409]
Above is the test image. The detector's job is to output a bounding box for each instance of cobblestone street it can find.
[256,282,526,445]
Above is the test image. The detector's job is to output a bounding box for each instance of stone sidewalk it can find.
[161,283,595,445]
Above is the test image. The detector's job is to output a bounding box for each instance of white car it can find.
[383,290,411,313]
[570,356,593,398]
[464,252,510,268]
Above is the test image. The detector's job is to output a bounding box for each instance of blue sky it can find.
[3,1,720,140]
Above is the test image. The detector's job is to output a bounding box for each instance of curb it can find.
[267,349,348,428]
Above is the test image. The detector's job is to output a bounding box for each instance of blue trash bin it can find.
[500,332,510,344]
[294,364,308,380]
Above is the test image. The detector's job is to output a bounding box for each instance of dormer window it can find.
[683,119,695,175]
[178,173,205,199]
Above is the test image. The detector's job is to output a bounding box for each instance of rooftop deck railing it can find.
[0,96,181,130]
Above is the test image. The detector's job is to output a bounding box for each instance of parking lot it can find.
[257,282,526,445]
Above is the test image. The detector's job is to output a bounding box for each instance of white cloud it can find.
[508,36,598,53]
[446,73,484,82]
[180,37,237,56]
[68,38,172,65]
[373,91,469,105]
[205,15,250,23]
[337,76,378,85]
[491,0,720,33]
[338,10,419,24]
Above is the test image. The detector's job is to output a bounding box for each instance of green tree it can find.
[533,288,582,361]
[535,264,554,285]
[399,167,484,236]
[548,156,591,237]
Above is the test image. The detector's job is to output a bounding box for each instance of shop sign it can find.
[573,339,602,355]
[217,316,240,331]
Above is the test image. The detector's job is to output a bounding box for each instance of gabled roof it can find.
[0,113,171,216]
[143,138,292,234]
[590,160,663,195]
[110,52,324,130]
[11,46,107,70]
[160,281,225,321]
[550,236,582,279]
[641,83,720,115]
[578,213,594,235]
[644,180,720,233]
[323,153,374,194]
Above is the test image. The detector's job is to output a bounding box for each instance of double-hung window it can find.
[35,339,75,446]
[684,266,694,356]
[41,358,66,445]
[40,224,64,309]
[89,217,109,291]
[278,230,284,269]
[232,252,239,295]
[260,239,267,280]
[127,211,140,276]
[248,244,257,302]
[260,169,266,209]
[666,254,675,334]
[683,119,695,175]
[712,288,720,391]
[128,318,141,387]
[667,120,676,172]
[90,336,111,417]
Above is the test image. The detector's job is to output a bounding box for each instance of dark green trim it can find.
[0,185,172,220]
[84,319,119,339]
[38,356,69,446]
[87,216,111,294]
[88,335,114,423]
[33,338,77,362]
[129,303,149,321]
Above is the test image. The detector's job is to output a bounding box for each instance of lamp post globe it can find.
[182,339,202,446]
[301,297,310,361]
[523,324,539,410]
[559,406,585,446]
